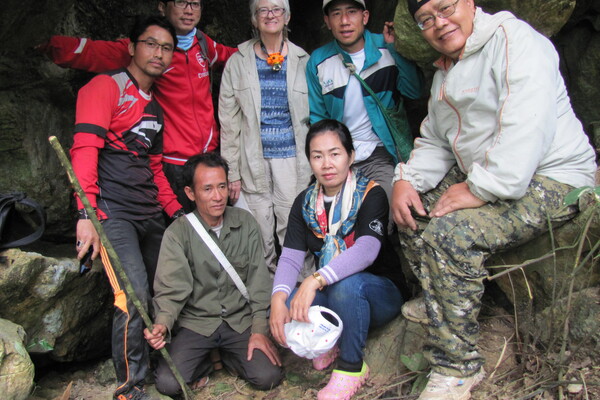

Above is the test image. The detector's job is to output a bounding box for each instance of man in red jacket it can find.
[73,16,182,400]
[41,0,237,211]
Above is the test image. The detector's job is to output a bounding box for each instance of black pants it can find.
[100,214,165,397]
[155,323,283,395]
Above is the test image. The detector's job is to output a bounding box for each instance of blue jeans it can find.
[289,272,403,364]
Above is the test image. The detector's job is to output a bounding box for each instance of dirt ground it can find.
[26,310,600,400]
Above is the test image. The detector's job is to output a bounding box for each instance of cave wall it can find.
[554,0,600,148]
[0,0,598,242]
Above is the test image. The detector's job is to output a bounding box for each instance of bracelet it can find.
[312,271,326,290]
[77,208,96,220]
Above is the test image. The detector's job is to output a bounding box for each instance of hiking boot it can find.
[401,297,429,325]
[313,345,339,371]
[417,368,486,400]
[114,386,157,400]
[317,362,369,400]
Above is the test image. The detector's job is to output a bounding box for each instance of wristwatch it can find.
[77,208,96,220]
[312,271,326,290]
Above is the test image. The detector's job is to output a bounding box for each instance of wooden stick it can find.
[48,136,194,400]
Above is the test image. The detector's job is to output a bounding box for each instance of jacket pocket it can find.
[291,79,309,128]
[293,76,308,94]
[229,254,249,282]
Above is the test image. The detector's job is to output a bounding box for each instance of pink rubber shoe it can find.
[317,362,369,400]
[312,345,339,370]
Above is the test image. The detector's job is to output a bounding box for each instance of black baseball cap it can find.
[407,0,433,18]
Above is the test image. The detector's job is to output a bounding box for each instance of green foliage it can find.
[411,374,429,395]
[26,338,54,352]
[400,352,428,372]
[554,184,600,399]
[400,352,429,394]
[563,185,600,206]
[210,382,232,396]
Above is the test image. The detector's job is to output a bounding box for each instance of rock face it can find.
[0,249,112,362]
[363,310,518,383]
[0,319,35,400]
[534,287,600,358]
[364,316,427,377]
[553,1,600,147]
[487,201,600,315]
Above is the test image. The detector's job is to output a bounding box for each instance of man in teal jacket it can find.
[306,0,422,205]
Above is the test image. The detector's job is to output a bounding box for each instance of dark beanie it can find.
[406,0,432,18]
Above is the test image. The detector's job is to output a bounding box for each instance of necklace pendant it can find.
[266,53,284,72]
[261,40,285,73]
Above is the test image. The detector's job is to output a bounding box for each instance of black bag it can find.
[0,192,46,250]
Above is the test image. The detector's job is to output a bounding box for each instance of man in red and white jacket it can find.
[73,16,184,400]
[41,0,237,211]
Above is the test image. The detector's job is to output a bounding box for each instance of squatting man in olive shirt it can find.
[144,152,283,396]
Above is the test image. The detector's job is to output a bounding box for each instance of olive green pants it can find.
[398,167,577,377]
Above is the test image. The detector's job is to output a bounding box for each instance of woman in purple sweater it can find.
[270,119,407,400]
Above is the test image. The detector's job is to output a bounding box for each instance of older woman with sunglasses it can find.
[219,0,311,275]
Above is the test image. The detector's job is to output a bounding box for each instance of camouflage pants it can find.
[398,166,577,377]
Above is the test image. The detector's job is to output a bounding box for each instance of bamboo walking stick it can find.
[48,136,195,400]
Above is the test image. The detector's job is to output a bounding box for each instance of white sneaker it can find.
[401,297,429,325]
[417,368,485,400]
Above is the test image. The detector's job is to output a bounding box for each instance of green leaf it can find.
[563,186,593,206]
[38,339,54,351]
[400,352,428,372]
[411,374,429,395]
[26,338,54,351]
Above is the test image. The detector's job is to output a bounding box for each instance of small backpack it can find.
[0,192,46,250]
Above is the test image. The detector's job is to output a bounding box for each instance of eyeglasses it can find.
[416,0,460,30]
[137,39,175,53]
[256,7,285,18]
[171,0,201,11]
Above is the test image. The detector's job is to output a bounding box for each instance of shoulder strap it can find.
[185,213,249,302]
[195,30,209,61]
[344,61,413,163]
[195,30,213,92]
[344,62,389,114]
